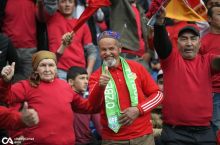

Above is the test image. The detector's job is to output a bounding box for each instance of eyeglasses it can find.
[97,31,121,41]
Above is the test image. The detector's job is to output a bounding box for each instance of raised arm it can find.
[72,68,110,113]
[0,63,15,102]
[153,8,172,59]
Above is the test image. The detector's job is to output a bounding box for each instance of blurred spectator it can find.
[109,0,152,71]
[200,5,220,133]
[40,0,97,79]
[0,0,54,82]
[204,0,220,8]
[73,0,107,71]
[0,33,19,79]
[150,59,161,81]
[0,33,19,141]
[154,8,220,145]
[67,66,102,145]
[157,69,163,92]
[151,69,163,145]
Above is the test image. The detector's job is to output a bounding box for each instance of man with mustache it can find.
[154,8,220,145]
[89,31,163,145]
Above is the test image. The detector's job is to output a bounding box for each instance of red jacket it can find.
[0,106,26,129]
[0,79,25,129]
[1,78,102,145]
[89,60,163,140]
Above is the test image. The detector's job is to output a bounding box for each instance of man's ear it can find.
[119,47,122,53]
[68,79,75,86]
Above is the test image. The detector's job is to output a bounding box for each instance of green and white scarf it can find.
[102,57,138,133]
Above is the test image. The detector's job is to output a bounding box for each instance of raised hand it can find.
[118,107,140,126]
[57,32,74,55]
[155,7,166,25]
[1,62,15,82]
[21,102,39,127]
[99,66,110,88]
[62,31,74,47]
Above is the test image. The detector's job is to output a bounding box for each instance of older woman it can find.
[1,50,103,145]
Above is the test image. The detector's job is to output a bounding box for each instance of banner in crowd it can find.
[72,0,111,32]
[187,0,207,19]
[146,0,207,24]
[165,0,206,22]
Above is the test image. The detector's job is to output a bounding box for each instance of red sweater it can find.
[0,79,25,129]
[161,45,216,126]
[3,78,102,145]
[47,12,92,71]
[89,60,163,140]
[0,78,10,101]
[74,113,101,144]
[0,107,26,130]
[200,32,220,93]
[2,0,37,48]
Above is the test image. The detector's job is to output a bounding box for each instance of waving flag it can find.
[165,0,206,22]
[146,0,170,19]
[72,0,111,32]
[146,0,206,22]
[187,0,207,19]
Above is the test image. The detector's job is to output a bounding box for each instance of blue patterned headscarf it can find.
[97,30,121,41]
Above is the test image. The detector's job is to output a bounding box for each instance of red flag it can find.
[146,0,170,19]
[88,0,111,7]
[187,0,207,19]
[72,0,111,32]
[165,0,206,22]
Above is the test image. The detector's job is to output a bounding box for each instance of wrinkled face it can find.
[177,32,200,59]
[58,0,75,18]
[209,7,220,30]
[68,74,88,93]
[98,38,121,67]
[36,59,57,82]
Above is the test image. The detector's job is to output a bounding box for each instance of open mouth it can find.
[184,49,193,53]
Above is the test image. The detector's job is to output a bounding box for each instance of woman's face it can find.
[36,59,57,82]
